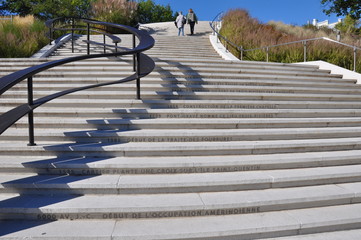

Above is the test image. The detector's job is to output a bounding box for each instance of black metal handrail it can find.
[46,17,123,54]
[0,17,155,145]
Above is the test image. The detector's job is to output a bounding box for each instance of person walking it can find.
[175,11,185,36]
[186,8,198,35]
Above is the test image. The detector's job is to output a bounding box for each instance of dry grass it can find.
[12,15,35,26]
[220,9,361,72]
[0,15,48,57]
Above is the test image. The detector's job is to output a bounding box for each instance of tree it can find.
[335,14,360,33]
[321,0,361,19]
[137,0,174,23]
[0,0,91,19]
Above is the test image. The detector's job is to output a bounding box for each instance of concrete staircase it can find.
[1,21,361,239]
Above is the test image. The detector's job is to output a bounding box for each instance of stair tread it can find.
[1,150,361,173]
[2,165,361,192]
[0,184,358,217]
[2,204,361,239]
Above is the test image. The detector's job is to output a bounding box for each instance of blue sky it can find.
[153,0,340,26]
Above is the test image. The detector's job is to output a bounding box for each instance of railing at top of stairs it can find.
[209,12,361,71]
[0,17,155,146]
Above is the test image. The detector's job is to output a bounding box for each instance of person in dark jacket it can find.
[186,8,198,35]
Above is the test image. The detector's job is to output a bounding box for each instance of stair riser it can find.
[3,78,355,87]
[0,196,354,221]
[3,93,361,101]
[3,131,361,142]
[6,120,361,130]
[22,111,361,119]
[6,157,361,175]
[0,67,339,79]
[2,140,361,157]
[2,174,361,195]
[3,100,361,110]
[0,71,347,82]
[7,85,361,94]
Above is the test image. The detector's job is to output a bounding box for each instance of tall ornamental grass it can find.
[0,15,48,58]
[91,0,138,32]
[220,9,361,72]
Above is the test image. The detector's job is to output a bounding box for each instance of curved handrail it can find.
[209,13,361,71]
[0,17,155,145]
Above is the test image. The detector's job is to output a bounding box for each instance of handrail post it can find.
[87,23,90,55]
[49,23,53,45]
[133,34,136,71]
[136,52,141,100]
[266,47,269,62]
[27,77,36,146]
[354,47,357,72]
[303,41,307,62]
[240,48,244,61]
[71,18,75,53]
[103,34,106,53]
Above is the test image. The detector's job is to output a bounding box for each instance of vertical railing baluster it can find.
[266,47,269,62]
[103,34,106,53]
[354,47,357,72]
[303,41,307,62]
[49,23,53,45]
[136,53,141,100]
[133,34,136,71]
[27,77,36,146]
[87,23,90,55]
[71,18,75,53]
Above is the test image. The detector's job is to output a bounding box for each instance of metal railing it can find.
[0,17,155,146]
[209,12,361,71]
[0,15,14,22]
[210,12,244,56]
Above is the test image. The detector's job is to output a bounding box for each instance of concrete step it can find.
[1,150,361,175]
[0,204,360,240]
[4,83,361,95]
[2,164,361,194]
[2,203,361,239]
[0,69,347,83]
[3,90,361,101]
[2,137,361,157]
[3,98,361,110]
[1,76,356,88]
[0,183,360,220]
[3,126,361,142]
[21,108,361,118]
[2,108,361,121]
[5,117,361,130]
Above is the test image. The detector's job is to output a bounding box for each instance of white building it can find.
[310,18,343,29]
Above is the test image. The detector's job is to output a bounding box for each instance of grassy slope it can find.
[220,9,361,72]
